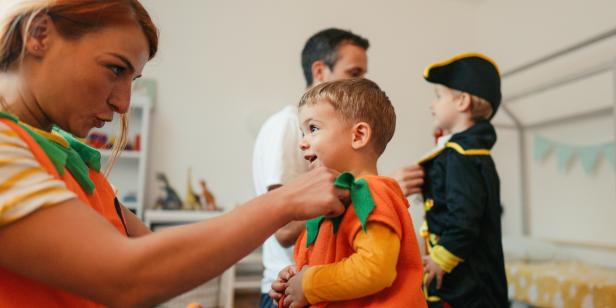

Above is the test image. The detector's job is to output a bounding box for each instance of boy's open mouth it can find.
[304,154,320,169]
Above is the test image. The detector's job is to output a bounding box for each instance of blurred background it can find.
[94,0,616,306]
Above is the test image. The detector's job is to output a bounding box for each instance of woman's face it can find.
[28,18,150,137]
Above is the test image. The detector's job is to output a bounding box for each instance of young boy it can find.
[276,78,426,307]
[418,53,508,307]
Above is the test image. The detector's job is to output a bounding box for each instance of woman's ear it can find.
[351,122,372,150]
[25,13,54,58]
[455,92,472,112]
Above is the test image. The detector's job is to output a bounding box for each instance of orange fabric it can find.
[302,223,401,303]
[0,119,126,307]
[293,176,427,308]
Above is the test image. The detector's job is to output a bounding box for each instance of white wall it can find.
[474,0,616,267]
[139,0,478,214]
[136,0,616,267]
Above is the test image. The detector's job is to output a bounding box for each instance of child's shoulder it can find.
[362,175,408,207]
[363,175,403,194]
[447,121,497,155]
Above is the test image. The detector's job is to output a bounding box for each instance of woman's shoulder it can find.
[0,119,75,226]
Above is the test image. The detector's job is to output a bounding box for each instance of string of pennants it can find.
[533,135,615,174]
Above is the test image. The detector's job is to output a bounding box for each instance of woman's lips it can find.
[94,119,105,128]
[94,117,111,128]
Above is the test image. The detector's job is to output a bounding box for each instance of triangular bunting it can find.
[578,146,601,174]
[533,135,553,161]
[604,144,615,169]
[555,144,575,172]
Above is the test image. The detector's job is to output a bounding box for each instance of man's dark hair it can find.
[301,28,370,87]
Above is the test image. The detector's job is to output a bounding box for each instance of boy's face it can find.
[298,101,354,171]
[431,84,462,130]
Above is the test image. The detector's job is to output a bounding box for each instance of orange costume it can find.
[294,174,426,307]
[0,113,126,307]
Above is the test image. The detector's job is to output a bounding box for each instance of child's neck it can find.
[345,158,378,179]
[450,116,474,135]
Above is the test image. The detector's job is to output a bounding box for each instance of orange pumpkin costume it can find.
[293,175,426,307]
[0,114,127,307]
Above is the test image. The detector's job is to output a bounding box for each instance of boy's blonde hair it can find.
[450,88,494,122]
[299,78,395,155]
[470,95,494,121]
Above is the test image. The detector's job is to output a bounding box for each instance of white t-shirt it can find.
[252,105,309,293]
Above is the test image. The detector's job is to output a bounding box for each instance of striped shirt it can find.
[0,121,76,225]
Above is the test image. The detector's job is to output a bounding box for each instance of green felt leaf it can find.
[305,172,376,247]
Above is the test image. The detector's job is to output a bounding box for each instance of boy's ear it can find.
[455,92,472,112]
[351,122,372,150]
[311,60,328,85]
[25,13,54,58]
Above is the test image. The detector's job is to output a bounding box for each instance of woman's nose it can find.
[108,82,132,114]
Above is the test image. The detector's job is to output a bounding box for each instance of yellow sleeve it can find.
[0,123,75,225]
[302,222,401,304]
[429,244,463,273]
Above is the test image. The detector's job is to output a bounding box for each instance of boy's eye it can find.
[309,125,319,135]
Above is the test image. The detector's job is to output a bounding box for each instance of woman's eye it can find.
[109,65,126,76]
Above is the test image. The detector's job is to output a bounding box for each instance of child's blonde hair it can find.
[450,88,494,122]
[299,78,395,155]
[470,95,494,121]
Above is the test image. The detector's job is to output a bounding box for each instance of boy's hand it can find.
[270,265,297,305]
[423,255,445,290]
[283,266,310,308]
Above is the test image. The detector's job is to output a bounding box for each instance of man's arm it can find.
[275,221,305,248]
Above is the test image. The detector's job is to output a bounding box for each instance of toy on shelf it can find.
[199,179,220,211]
[183,168,201,211]
[87,132,108,149]
[85,132,142,152]
[122,191,137,204]
[153,173,182,210]
[134,134,141,151]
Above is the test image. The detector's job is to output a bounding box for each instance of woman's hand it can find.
[277,167,348,221]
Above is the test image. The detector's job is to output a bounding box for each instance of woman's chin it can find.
[72,127,91,139]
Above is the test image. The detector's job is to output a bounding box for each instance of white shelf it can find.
[130,93,151,109]
[233,275,262,291]
[238,253,262,265]
[99,150,142,159]
[144,209,225,227]
[123,201,138,210]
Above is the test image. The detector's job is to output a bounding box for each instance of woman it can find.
[0,1,346,306]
